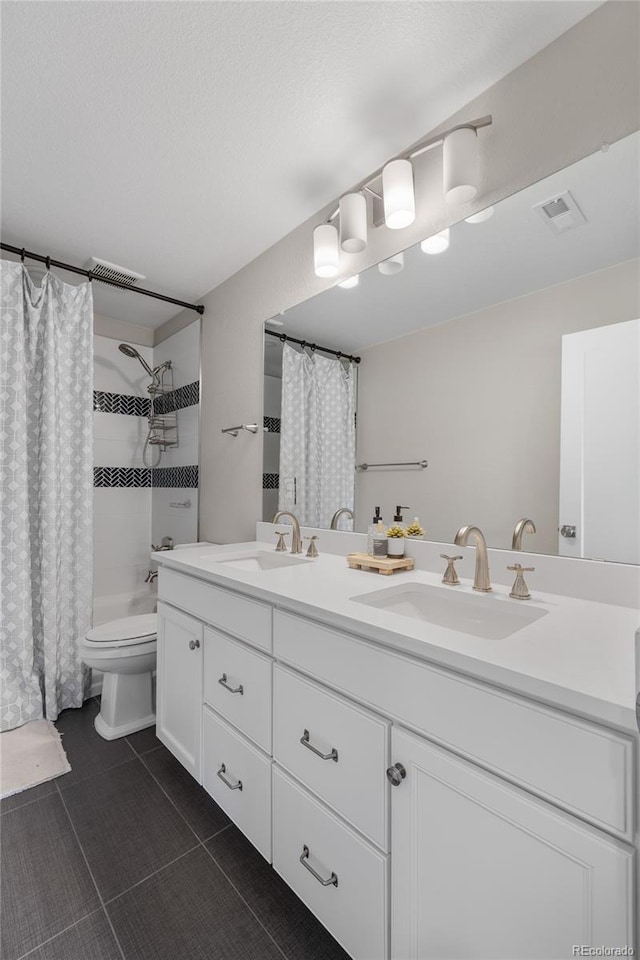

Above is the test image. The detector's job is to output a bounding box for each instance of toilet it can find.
[80,614,157,741]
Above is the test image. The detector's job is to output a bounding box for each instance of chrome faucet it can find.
[454,525,492,592]
[330,507,354,530]
[512,518,536,551]
[145,569,158,583]
[272,511,303,554]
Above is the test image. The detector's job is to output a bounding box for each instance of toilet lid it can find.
[86,614,157,644]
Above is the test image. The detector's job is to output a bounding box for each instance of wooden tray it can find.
[347,553,415,575]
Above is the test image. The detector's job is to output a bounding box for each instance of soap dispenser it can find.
[367,507,383,556]
[393,506,410,530]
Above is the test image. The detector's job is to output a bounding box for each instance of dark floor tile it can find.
[61,757,196,901]
[55,699,134,788]
[107,846,282,960]
[143,745,230,840]
[22,910,122,960]
[206,825,350,960]
[125,725,162,756]
[0,777,57,815]
[0,793,100,960]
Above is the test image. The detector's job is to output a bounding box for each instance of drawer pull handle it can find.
[188,639,200,650]
[300,729,338,762]
[218,673,244,695]
[299,845,338,887]
[217,763,243,791]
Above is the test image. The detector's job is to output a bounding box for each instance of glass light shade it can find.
[313,223,339,278]
[338,275,359,289]
[382,159,415,229]
[420,228,450,255]
[443,127,478,204]
[339,193,367,253]
[465,206,494,224]
[378,252,404,275]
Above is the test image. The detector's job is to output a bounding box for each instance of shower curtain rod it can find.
[1,243,205,315]
[265,328,360,364]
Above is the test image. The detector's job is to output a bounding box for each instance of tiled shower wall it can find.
[92,321,200,624]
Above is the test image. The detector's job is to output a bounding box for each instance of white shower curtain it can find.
[279,343,356,528]
[0,261,94,730]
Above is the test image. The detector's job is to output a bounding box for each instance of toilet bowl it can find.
[80,614,157,741]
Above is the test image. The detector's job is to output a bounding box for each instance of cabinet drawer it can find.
[273,665,389,850]
[274,610,635,841]
[204,628,272,752]
[273,767,388,960]
[158,568,271,651]
[202,708,271,860]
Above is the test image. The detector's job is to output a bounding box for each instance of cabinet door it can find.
[156,602,203,781]
[391,727,634,960]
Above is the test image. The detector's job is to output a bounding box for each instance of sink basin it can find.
[351,582,547,640]
[206,550,311,572]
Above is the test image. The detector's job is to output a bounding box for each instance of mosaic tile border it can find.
[263,473,279,490]
[93,391,150,417]
[152,465,199,488]
[263,416,280,433]
[152,381,200,415]
[94,467,151,487]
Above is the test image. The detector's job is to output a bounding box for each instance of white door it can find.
[156,601,203,781]
[390,726,634,960]
[559,319,640,562]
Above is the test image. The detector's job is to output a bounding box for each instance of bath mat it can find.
[0,719,71,799]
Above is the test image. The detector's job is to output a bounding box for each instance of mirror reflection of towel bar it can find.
[356,459,428,471]
[221,423,260,437]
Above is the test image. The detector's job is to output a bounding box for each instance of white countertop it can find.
[153,541,639,733]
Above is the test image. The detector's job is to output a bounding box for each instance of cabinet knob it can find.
[188,639,200,651]
[386,762,407,786]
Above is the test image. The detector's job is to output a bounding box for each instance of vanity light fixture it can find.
[465,206,494,224]
[420,228,450,255]
[338,275,359,289]
[339,193,367,252]
[382,159,416,230]
[311,114,491,278]
[378,252,404,275]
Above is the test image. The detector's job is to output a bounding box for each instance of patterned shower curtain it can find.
[0,261,94,730]
[278,343,356,528]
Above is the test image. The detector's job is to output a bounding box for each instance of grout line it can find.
[137,752,203,842]
[15,908,105,960]
[124,737,164,759]
[201,841,289,960]
[200,822,232,844]
[54,782,128,960]
[56,752,139,794]
[0,788,57,817]
[102,842,202,906]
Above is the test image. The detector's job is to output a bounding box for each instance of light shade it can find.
[443,126,478,204]
[465,206,494,224]
[378,252,404,275]
[313,223,339,278]
[382,159,415,229]
[420,228,450,255]
[339,193,367,252]
[338,274,359,289]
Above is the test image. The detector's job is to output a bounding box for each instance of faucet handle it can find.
[305,536,319,558]
[507,563,534,600]
[440,554,463,585]
[275,531,289,552]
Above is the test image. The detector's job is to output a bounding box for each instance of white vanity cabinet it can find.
[391,727,635,960]
[156,601,203,780]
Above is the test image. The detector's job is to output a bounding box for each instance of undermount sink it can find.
[351,582,547,640]
[206,550,311,572]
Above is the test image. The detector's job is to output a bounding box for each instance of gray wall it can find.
[355,258,640,554]
[161,2,640,544]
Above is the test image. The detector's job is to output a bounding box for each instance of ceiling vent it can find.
[84,257,145,287]
[533,191,587,235]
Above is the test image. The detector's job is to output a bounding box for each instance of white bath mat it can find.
[0,719,71,799]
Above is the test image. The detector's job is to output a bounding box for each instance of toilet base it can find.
[95,671,155,741]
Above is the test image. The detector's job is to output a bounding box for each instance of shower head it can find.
[118,343,154,377]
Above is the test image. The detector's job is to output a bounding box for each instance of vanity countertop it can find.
[153,541,639,733]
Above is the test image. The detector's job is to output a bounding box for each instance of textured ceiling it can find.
[266,130,640,368]
[1,1,602,327]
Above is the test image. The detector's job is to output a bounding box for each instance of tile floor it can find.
[0,699,350,960]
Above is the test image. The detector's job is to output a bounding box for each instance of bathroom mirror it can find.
[262,130,640,562]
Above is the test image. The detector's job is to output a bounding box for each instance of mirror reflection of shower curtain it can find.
[279,343,356,528]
